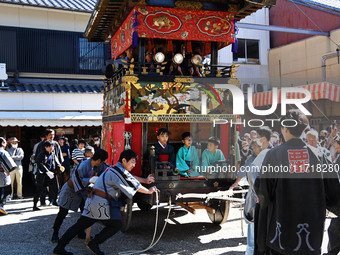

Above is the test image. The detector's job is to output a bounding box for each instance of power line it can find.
[292,1,340,48]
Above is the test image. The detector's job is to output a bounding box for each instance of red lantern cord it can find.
[187,41,193,54]
[167,40,173,54]
[148,39,152,54]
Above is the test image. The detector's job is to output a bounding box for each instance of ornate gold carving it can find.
[152,16,175,30]
[230,63,240,78]
[138,0,147,6]
[173,168,180,176]
[130,114,235,123]
[150,145,155,157]
[228,4,240,12]
[122,76,139,84]
[174,77,194,83]
[227,78,241,86]
[213,181,219,188]
[141,67,148,75]
[225,14,234,20]
[175,1,203,10]
[168,183,175,189]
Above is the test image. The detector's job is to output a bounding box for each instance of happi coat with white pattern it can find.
[82,162,140,220]
[255,138,336,255]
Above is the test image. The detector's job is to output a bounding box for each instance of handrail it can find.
[105,62,235,86]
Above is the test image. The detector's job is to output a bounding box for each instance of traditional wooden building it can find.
[0,0,109,194]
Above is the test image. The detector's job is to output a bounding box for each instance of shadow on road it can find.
[2,198,247,255]
[120,205,246,255]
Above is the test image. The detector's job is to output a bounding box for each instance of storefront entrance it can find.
[0,125,101,196]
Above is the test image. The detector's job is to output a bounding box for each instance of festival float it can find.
[85,0,276,230]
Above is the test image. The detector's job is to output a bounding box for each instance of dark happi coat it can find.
[255,138,339,255]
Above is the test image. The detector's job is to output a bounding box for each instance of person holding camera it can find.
[35,129,64,166]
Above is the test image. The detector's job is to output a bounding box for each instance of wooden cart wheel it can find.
[206,200,230,225]
[137,200,153,211]
[121,198,133,232]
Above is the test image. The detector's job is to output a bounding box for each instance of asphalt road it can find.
[0,197,332,255]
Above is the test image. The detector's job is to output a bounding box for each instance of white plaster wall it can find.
[0,92,103,111]
[268,28,340,86]
[218,8,270,86]
[0,3,90,32]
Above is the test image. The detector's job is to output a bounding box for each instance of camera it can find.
[331,120,337,129]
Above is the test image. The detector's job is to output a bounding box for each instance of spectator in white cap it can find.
[306,129,332,163]
[270,132,280,147]
[6,137,24,199]
[244,133,251,144]
[250,130,257,140]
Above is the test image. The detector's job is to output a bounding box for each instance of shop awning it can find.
[252,82,340,107]
[0,111,102,127]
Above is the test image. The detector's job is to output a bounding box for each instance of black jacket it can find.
[36,150,61,174]
[35,140,63,165]
[255,138,337,255]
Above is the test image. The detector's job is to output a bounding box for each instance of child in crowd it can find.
[154,128,176,169]
[176,132,200,177]
[201,137,226,173]
[71,139,86,165]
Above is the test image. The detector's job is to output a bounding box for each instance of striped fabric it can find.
[251,82,340,107]
[71,148,85,162]
[0,0,97,12]
[0,148,17,172]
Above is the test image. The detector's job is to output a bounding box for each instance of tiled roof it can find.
[1,78,104,93]
[291,0,340,13]
[0,0,97,12]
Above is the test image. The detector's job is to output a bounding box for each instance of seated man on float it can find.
[104,51,127,79]
[169,43,184,76]
[118,47,133,62]
[201,137,226,174]
[145,51,155,72]
[176,132,201,177]
[154,128,176,170]
[106,47,134,74]
[188,45,203,77]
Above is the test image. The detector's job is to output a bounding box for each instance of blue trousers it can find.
[245,223,255,255]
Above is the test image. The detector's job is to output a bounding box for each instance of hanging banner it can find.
[111,11,134,60]
[111,6,235,59]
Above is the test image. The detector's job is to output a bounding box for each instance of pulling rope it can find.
[120,189,248,254]
[176,189,248,202]
[119,191,172,255]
